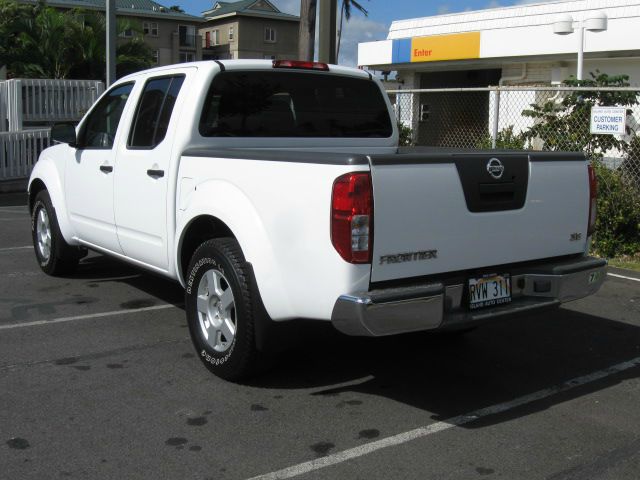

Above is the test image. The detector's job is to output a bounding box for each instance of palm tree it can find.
[298,0,317,61]
[336,0,368,62]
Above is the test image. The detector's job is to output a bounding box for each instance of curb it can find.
[0,177,28,194]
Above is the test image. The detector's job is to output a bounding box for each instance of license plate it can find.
[468,273,512,310]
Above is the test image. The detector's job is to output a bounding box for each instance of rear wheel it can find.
[31,190,80,276]
[185,238,260,381]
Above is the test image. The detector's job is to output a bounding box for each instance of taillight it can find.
[331,172,373,264]
[587,163,597,236]
[272,60,329,71]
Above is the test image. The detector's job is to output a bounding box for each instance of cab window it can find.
[78,83,134,149]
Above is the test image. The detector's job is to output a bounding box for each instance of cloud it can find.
[437,4,451,15]
[337,15,389,67]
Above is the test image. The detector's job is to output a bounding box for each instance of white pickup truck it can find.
[28,60,606,380]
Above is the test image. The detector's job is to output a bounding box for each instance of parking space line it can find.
[0,217,28,221]
[0,246,32,252]
[0,245,33,253]
[246,356,640,480]
[0,304,179,331]
[0,208,27,214]
[608,273,640,283]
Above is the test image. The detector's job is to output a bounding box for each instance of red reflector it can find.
[331,172,373,264]
[272,60,329,71]
[587,163,598,236]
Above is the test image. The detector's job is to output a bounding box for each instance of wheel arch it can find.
[28,156,76,244]
[177,214,235,285]
[174,179,292,320]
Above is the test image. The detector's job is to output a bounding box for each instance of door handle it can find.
[100,165,113,173]
[147,169,165,178]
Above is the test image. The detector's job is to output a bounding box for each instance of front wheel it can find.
[185,238,260,381]
[31,190,80,276]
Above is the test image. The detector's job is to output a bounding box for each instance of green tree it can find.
[521,71,640,258]
[0,0,153,80]
[68,13,154,80]
[522,71,638,158]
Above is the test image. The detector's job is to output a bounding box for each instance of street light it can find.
[553,11,608,81]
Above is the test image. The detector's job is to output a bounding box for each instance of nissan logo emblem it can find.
[487,158,505,180]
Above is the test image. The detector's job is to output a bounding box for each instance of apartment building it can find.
[200,0,299,60]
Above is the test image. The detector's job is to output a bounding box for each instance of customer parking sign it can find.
[590,107,627,135]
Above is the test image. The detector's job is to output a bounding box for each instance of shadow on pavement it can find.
[248,308,640,428]
[73,254,185,308]
[61,251,640,430]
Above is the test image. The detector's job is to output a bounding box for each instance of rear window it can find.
[199,71,392,138]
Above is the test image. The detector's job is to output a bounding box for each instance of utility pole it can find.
[298,0,317,61]
[106,0,116,86]
[318,0,337,64]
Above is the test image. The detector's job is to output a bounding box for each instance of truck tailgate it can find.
[369,152,589,283]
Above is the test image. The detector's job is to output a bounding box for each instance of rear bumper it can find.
[331,256,607,337]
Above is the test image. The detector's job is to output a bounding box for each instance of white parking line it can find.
[0,217,28,221]
[247,356,640,480]
[0,245,32,252]
[0,207,27,214]
[0,304,178,331]
[608,273,640,283]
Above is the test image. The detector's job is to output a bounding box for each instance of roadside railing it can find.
[0,129,51,179]
[1,78,104,132]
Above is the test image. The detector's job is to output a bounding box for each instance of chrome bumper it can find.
[331,256,607,337]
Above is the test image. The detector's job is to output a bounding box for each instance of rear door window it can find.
[199,71,392,138]
[128,75,185,149]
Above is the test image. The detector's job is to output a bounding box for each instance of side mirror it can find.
[51,123,78,147]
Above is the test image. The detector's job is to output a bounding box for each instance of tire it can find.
[31,190,80,276]
[185,238,261,381]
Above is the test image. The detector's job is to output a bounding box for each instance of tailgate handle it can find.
[479,183,515,203]
[99,165,113,173]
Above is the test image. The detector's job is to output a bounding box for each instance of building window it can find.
[205,31,211,48]
[212,29,220,45]
[152,50,159,64]
[179,51,195,63]
[229,26,234,41]
[179,25,196,47]
[143,22,158,36]
[264,27,276,43]
[120,28,134,38]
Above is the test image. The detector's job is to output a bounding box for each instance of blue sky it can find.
[176,0,545,66]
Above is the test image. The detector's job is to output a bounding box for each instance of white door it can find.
[65,82,135,253]
[114,74,187,270]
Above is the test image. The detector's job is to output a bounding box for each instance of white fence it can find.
[1,78,104,132]
[0,129,51,179]
[0,78,103,180]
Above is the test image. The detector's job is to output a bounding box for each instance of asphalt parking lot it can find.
[1,197,640,480]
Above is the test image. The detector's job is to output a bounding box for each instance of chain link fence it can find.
[388,86,640,258]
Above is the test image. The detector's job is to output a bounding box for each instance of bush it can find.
[591,161,640,258]
[476,125,526,150]
[398,123,413,146]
